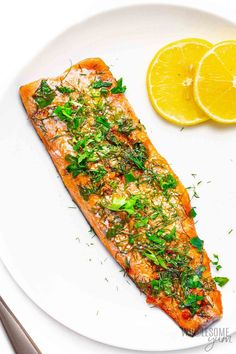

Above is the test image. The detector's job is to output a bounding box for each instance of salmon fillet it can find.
[19,58,222,336]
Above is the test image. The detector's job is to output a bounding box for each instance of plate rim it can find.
[0,2,236,351]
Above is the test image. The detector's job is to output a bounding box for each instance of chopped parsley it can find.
[54,104,73,122]
[210,254,222,271]
[95,116,111,129]
[214,277,229,287]
[111,78,126,94]
[105,195,139,215]
[92,80,112,89]
[89,167,107,182]
[124,173,136,183]
[57,86,75,93]
[189,207,197,218]
[100,87,109,96]
[65,153,90,177]
[135,217,149,228]
[181,294,204,315]
[159,174,177,191]
[33,80,56,108]
[190,236,203,252]
[182,271,202,289]
[151,274,173,296]
[128,235,135,244]
[147,233,166,245]
[143,250,168,269]
[162,227,176,242]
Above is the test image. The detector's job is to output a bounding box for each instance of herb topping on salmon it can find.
[20,58,222,336]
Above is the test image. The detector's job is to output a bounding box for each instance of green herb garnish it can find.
[128,235,135,244]
[89,167,107,182]
[190,236,203,252]
[118,117,135,135]
[106,195,139,215]
[214,277,229,287]
[159,174,177,191]
[125,257,130,270]
[150,274,173,296]
[111,78,126,94]
[57,86,75,94]
[163,227,176,242]
[181,294,204,315]
[189,207,197,218]
[54,104,73,122]
[143,250,168,269]
[185,273,202,289]
[92,80,112,89]
[210,254,222,271]
[65,152,90,177]
[33,80,56,108]
[95,116,111,129]
[100,87,109,96]
[147,233,166,245]
[124,173,136,183]
[79,185,99,201]
[135,217,149,228]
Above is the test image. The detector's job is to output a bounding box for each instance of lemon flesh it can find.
[147,38,212,126]
[194,40,236,123]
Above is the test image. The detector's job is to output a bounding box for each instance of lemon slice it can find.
[147,38,212,126]
[194,41,236,123]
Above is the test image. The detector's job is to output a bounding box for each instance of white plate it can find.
[0,3,236,351]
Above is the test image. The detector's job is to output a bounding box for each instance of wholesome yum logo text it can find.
[182,327,232,351]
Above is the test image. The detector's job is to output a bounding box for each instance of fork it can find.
[0,296,42,354]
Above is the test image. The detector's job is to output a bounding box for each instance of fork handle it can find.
[0,296,42,354]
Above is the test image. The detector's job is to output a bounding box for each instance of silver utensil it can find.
[0,296,42,354]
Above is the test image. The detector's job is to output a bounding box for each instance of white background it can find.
[0,0,235,353]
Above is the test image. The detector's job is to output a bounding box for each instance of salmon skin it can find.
[20,58,222,336]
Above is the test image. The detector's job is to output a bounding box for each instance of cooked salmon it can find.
[19,58,222,335]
